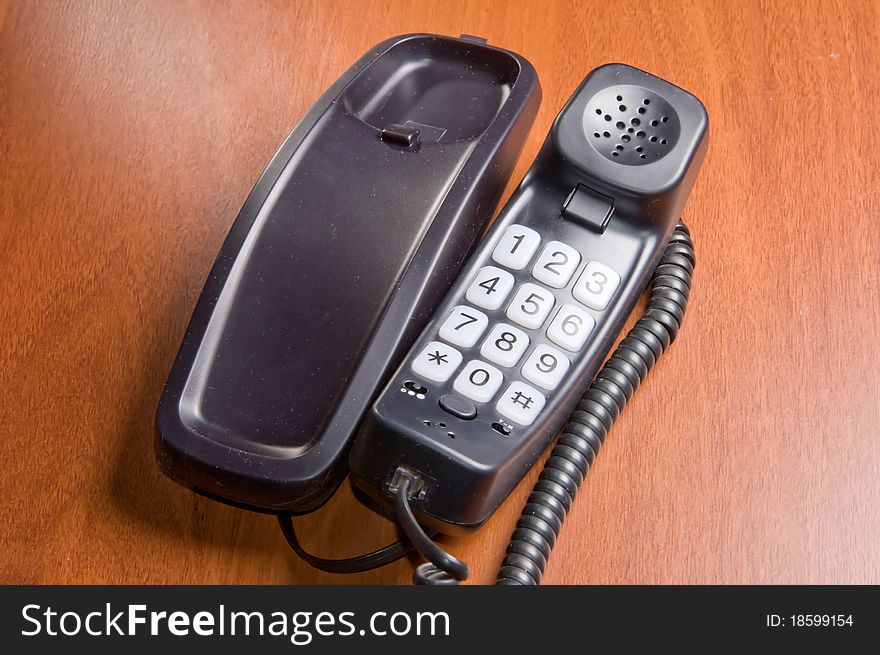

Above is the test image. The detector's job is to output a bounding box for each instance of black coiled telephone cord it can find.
[280,221,694,585]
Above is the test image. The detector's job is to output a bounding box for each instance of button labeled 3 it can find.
[573,260,620,310]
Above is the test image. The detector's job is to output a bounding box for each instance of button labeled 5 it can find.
[573,260,620,310]
[506,282,555,329]
[531,241,581,288]
[439,305,489,348]
[465,266,515,310]
[491,224,541,270]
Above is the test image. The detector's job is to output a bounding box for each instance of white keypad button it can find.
[411,341,463,382]
[547,304,596,351]
[453,360,504,403]
[465,266,515,310]
[506,282,555,329]
[572,260,621,310]
[521,344,571,390]
[496,381,546,426]
[438,305,489,348]
[480,323,530,368]
[491,224,541,270]
[531,241,582,288]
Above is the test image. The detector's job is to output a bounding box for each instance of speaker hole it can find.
[619,104,626,111]
[637,131,645,138]
[438,422,446,428]
[644,98,650,104]
[631,117,641,126]
[635,146,643,152]
[594,132,601,138]
[447,432,455,439]
[650,136,658,142]
[621,134,631,142]
[604,114,612,121]
[662,116,669,123]
[615,144,624,151]
[660,139,668,144]
[596,108,602,114]
[616,95,623,101]
[640,154,647,159]
[422,420,431,426]
[616,121,625,129]
[612,151,619,156]
[638,107,646,114]
[603,131,610,137]
[627,127,634,133]
[651,120,659,126]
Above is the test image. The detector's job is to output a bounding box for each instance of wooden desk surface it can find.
[1,0,878,585]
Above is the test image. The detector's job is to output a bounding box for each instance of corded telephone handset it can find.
[156,35,707,584]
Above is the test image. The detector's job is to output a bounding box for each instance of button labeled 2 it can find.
[491,224,541,270]
[531,241,581,288]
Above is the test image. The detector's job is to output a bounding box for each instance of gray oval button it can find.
[438,394,477,420]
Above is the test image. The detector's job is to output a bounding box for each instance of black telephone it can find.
[156,35,708,585]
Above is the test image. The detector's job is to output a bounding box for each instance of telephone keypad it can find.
[409,223,620,432]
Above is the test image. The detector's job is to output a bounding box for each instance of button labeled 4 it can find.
[466,266,515,310]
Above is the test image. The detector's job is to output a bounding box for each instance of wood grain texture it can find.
[1,0,878,585]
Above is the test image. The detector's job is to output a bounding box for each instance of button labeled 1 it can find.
[491,224,541,270]
[531,241,581,288]
[411,341,463,382]
[572,260,620,310]
[547,304,595,351]
[453,360,504,403]
[465,266,515,310]
[439,305,489,348]
[506,282,555,329]
[521,344,571,390]
[496,381,546,426]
